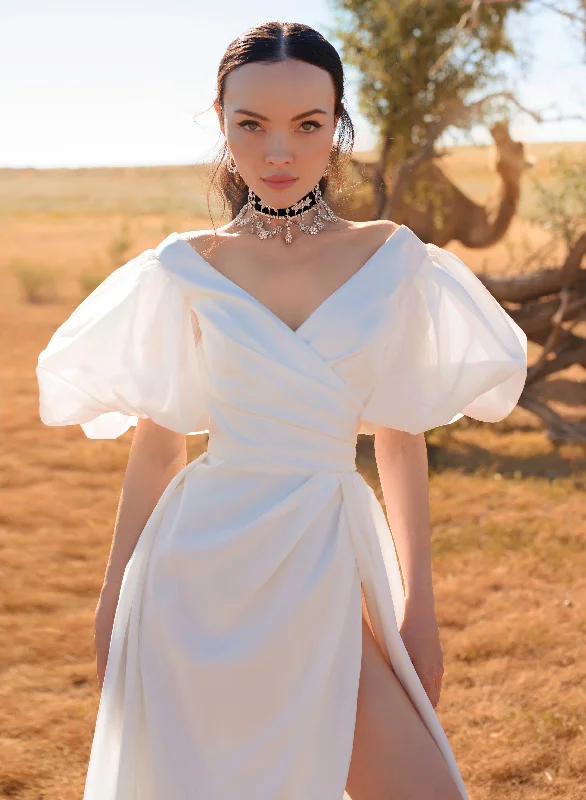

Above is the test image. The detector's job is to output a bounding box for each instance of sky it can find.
[1,0,585,169]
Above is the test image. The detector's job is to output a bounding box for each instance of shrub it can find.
[80,270,110,298]
[12,261,58,303]
[107,221,132,268]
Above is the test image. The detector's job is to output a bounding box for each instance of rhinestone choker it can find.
[233,183,339,245]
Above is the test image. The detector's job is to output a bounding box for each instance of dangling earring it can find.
[227,151,238,175]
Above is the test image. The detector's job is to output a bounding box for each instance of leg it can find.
[345,591,462,800]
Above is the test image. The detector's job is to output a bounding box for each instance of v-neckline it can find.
[176,225,409,337]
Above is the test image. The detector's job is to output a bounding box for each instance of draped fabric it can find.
[36,226,527,800]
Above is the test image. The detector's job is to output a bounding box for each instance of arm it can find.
[95,418,187,689]
[373,426,445,707]
[373,426,435,611]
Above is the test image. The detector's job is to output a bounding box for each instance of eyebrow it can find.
[233,108,328,122]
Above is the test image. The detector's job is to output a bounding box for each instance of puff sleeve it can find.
[36,248,209,439]
[359,242,528,436]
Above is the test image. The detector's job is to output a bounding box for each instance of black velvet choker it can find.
[249,187,318,218]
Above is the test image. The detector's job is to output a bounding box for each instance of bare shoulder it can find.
[347,219,400,242]
[182,227,232,259]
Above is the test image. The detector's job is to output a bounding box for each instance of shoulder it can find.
[346,219,400,236]
[175,228,231,261]
[180,228,214,251]
[340,220,425,269]
[343,219,403,250]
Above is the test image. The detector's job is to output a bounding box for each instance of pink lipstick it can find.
[261,174,298,191]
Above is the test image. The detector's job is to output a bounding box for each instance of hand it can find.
[94,587,120,691]
[399,601,444,709]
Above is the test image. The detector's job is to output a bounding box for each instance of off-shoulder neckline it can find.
[172,224,411,336]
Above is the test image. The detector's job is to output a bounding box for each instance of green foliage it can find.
[527,151,586,247]
[332,0,524,163]
[12,261,59,304]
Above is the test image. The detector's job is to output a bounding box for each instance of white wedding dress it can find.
[36,225,527,800]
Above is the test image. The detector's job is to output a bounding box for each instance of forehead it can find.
[223,59,335,115]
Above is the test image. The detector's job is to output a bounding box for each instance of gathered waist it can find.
[204,451,359,476]
[205,431,358,475]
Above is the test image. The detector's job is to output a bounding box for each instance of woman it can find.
[36,21,527,800]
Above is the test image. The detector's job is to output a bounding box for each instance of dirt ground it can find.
[1,148,585,799]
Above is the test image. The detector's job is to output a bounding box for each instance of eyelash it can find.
[237,120,323,133]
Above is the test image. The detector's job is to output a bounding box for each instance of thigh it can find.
[345,594,462,800]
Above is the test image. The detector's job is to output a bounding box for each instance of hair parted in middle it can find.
[200,20,355,227]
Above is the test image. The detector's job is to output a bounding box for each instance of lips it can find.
[261,175,298,190]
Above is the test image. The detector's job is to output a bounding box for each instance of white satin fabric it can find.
[37,226,527,800]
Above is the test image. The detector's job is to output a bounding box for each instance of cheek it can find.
[302,125,335,159]
[228,129,259,162]
[312,132,334,159]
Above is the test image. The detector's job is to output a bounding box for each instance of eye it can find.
[238,120,262,131]
[299,120,323,132]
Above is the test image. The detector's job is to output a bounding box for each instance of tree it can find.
[332,0,525,218]
[331,0,586,443]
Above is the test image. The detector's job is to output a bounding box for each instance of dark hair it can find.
[202,21,355,226]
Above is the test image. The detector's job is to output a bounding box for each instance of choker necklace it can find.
[233,182,339,245]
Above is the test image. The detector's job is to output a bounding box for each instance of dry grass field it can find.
[1,143,585,799]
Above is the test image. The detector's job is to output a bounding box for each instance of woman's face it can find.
[216,58,338,206]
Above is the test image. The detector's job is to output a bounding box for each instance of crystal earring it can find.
[227,152,238,175]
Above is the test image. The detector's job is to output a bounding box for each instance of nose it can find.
[264,134,293,167]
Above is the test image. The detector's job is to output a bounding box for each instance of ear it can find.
[214,101,225,136]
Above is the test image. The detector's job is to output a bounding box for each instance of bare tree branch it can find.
[533,0,586,25]
[519,388,586,444]
[430,0,483,77]
[481,231,586,301]
[526,287,572,382]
